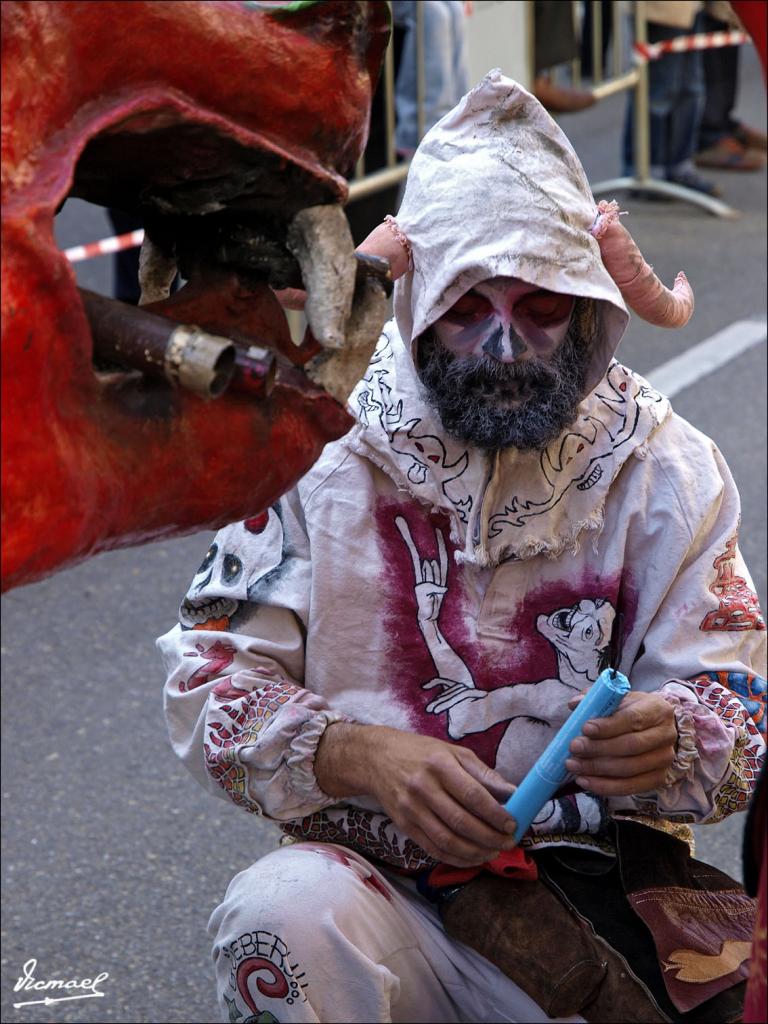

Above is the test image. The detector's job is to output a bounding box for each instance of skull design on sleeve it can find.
[179,507,285,630]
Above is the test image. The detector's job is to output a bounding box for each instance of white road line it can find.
[646,319,768,398]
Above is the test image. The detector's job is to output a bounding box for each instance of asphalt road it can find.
[2,46,766,1024]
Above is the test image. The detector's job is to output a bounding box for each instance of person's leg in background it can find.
[393,1,471,159]
[621,21,677,179]
[695,11,765,169]
[622,17,720,195]
[391,0,417,156]
[580,0,613,79]
[646,23,679,179]
[662,14,718,192]
[532,0,596,113]
[447,0,471,101]
[699,12,742,149]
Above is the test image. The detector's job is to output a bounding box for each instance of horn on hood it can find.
[591,200,694,328]
[360,203,695,330]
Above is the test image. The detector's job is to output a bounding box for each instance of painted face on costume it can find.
[433,277,575,364]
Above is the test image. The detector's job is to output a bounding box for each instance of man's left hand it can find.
[564,691,678,796]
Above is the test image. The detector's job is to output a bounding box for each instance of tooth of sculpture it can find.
[286,205,357,349]
[306,276,389,403]
[344,275,390,353]
[138,235,178,306]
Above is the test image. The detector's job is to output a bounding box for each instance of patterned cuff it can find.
[285,710,351,805]
[661,693,700,787]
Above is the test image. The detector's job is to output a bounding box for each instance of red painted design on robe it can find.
[700,536,766,633]
[375,497,637,768]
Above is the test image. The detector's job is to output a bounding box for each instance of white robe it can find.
[157,70,765,1022]
[158,317,765,867]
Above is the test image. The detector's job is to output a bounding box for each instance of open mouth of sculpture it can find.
[66,104,391,402]
[2,0,393,589]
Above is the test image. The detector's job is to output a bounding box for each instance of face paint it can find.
[433,277,575,364]
[418,297,597,452]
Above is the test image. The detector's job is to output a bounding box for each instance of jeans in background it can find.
[622,13,706,176]
[698,12,741,149]
[392,1,470,154]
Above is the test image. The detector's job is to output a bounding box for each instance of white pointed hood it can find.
[393,69,629,396]
[348,71,669,567]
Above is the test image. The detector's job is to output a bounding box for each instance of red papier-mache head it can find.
[1,0,390,591]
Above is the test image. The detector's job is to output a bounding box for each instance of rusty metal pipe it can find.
[81,290,278,401]
[82,288,277,399]
[81,288,237,399]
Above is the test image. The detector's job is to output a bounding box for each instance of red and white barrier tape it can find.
[634,29,750,63]
[63,228,145,263]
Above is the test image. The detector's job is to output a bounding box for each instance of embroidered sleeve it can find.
[642,675,764,823]
[281,807,434,872]
[610,436,766,823]
[198,659,350,819]
[157,490,347,821]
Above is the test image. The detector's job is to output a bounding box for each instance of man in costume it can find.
[158,72,766,1023]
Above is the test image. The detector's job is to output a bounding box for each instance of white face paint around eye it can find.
[432,276,575,363]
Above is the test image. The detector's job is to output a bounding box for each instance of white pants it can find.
[208,842,585,1024]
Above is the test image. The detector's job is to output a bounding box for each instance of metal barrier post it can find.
[633,0,651,183]
[591,1,737,217]
[592,0,603,84]
[612,0,623,80]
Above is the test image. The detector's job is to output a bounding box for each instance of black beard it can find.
[417,299,596,453]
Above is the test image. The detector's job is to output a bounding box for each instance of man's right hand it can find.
[315,722,518,867]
